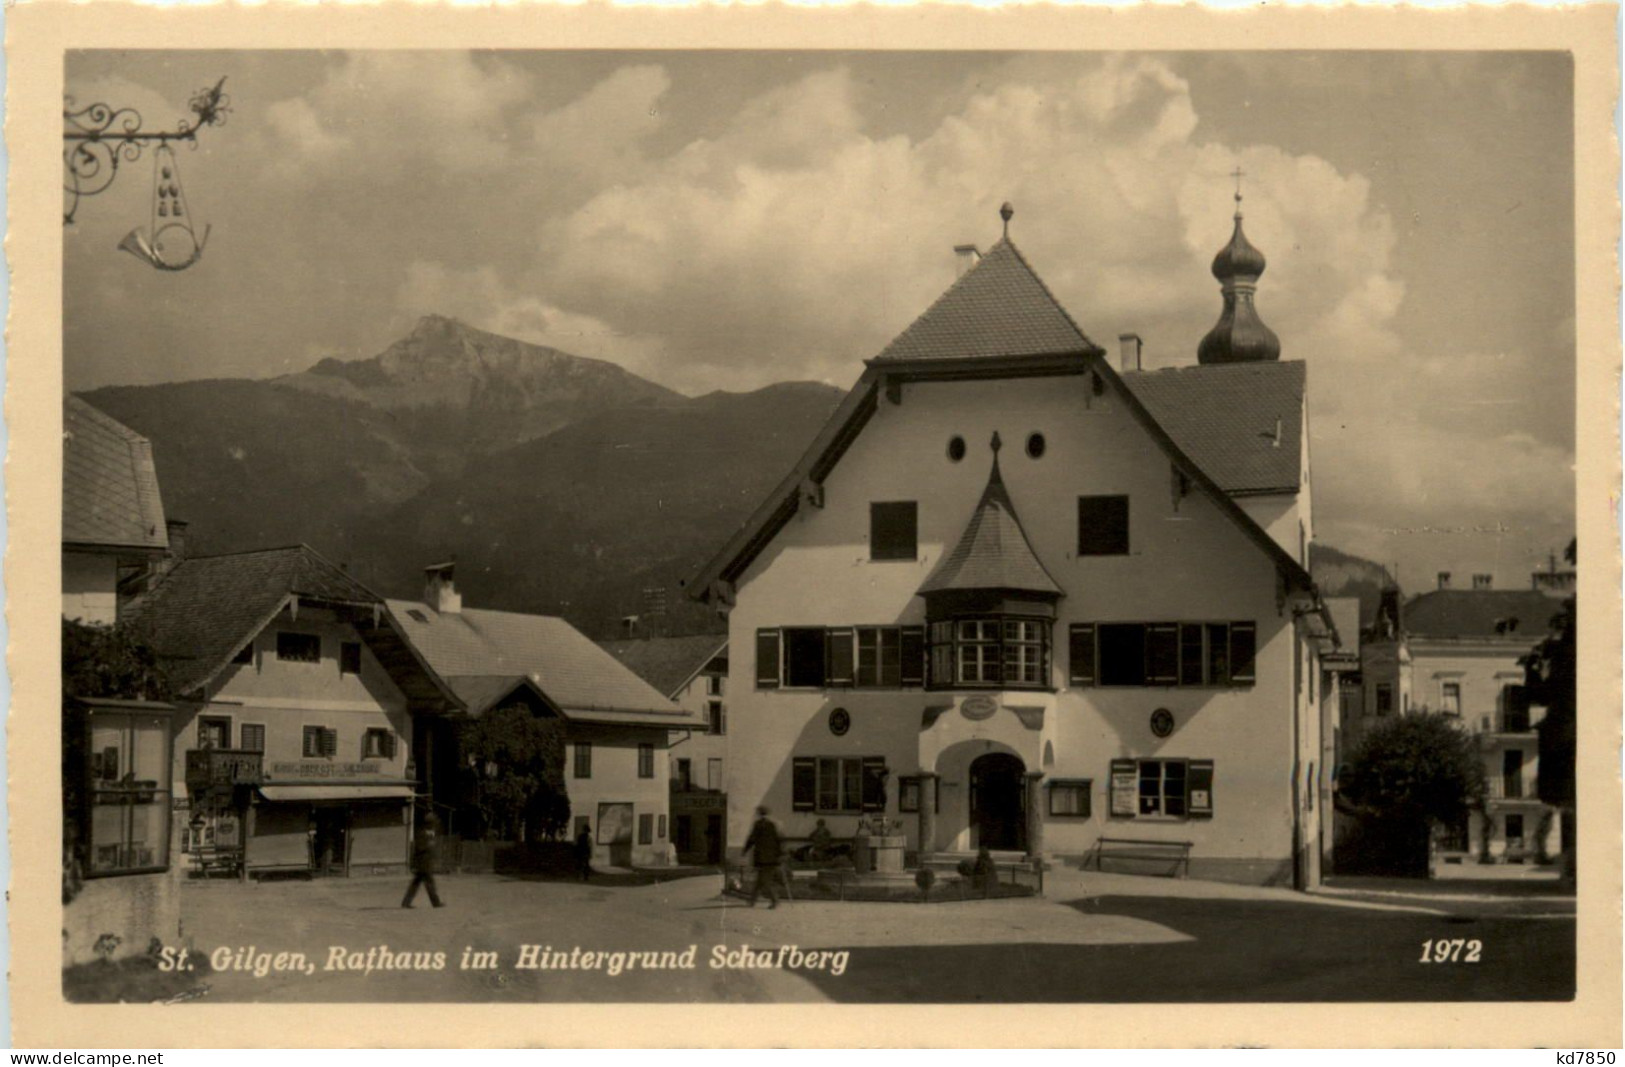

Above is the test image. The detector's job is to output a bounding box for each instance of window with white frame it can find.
[1439,681,1462,716]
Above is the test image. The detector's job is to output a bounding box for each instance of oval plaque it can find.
[1150,708,1176,738]
[829,707,851,736]
[961,695,998,721]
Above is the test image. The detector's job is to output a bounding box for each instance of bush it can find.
[1340,712,1485,876]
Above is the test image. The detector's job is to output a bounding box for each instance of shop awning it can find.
[257,784,415,802]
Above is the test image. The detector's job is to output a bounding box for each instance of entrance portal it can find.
[969,752,1026,852]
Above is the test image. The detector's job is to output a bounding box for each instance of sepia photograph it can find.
[10,5,1619,1048]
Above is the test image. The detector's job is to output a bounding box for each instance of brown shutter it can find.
[1229,623,1256,684]
[791,757,816,812]
[1188,760,1214,817]
[861,757,888,812]
[322,728,338,757]
[755,629,781,689]
[1069,624,1096,685]
[1146,624,1179,684]
[825,628,855,687]
[384,731,397,760]
[901,627,926,686]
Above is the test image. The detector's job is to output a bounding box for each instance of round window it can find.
[947,436,967,462]
[1026,432,1046,459]
[1150,708,1175,738]
[829,708,851,737]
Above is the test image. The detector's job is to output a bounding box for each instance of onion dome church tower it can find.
[1197,173,1281,365]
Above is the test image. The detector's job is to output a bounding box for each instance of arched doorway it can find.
[969,752,1026,852]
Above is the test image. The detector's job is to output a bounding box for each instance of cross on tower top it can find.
[1231,166,1246,216]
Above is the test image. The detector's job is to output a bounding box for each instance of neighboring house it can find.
[61,397,184,964]
[1359,573,1564,864]
[126,545,457,880]
[691,205,1344,888]
[389,563,705,868]
[1317,597,1362,872]
[62,395,176,625]
[601,635,730,864]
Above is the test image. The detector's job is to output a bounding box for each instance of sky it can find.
[62,50,1577,594]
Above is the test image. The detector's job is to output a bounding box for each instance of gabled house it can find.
[692,203,1341,887]
[61,398,186,963]
[388,564,706,868]
[62,395,176,625]
[1359,574,1564,864]
[126,545,457,878]
[601,634,730,863]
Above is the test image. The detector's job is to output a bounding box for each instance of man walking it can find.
[574,824,593,883]
[401,811,444,908]
[743,806,784,909]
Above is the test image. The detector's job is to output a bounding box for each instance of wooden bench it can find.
[1090,837,1193,878]
[188,846,243,878]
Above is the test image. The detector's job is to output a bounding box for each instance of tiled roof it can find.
[63,395,169,551]
[871,240,1100,363]
[598,634,728,698]
[1404,590,1565,641]
[387,600,699,726]
[1121,361,1306,495]
[918,454,1063,598]
[127,545,381,694]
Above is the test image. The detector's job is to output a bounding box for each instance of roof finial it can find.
[990,430,1002,454]
[1231,166,1245,219]
[999,201,1013,238]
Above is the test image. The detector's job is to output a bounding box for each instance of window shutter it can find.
[1229,623,1257,683]
[1188,760,1214,817]
[755,629,781,689]
[1109,758,1137,817]
[1179,624,1205,686]
[900,627,925,686]
[791,757,816,812]
[825,628,855,687]
[1146,624,1179,684]
[1069,624,1096,685]
[861,757,888,812]
[383,731,397,760]
[322,728,338,757]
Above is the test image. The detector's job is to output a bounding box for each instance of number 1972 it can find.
[1420,938,1482,963]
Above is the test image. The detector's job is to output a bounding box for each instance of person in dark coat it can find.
[401,812,444,908]
[742,806,784,908]
[574,826,593,882]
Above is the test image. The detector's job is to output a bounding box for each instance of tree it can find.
[1339,712,1486,876]
[458,703,569,843]
[1522,538,1576,875]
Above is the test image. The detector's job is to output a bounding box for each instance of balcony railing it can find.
[1476,712,1536,736]
[1485,778,1530,801]
[184,748,264,793]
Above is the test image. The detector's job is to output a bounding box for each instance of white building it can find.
[693,204,1344,887]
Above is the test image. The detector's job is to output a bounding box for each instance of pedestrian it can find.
[401,811,444,908]
[574,825,593,882]
[808,818,833,864]
[742,806,784,909]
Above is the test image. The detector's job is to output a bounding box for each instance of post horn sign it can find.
[960,695,998,721]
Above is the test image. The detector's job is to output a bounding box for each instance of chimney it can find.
[1117,333,1143,373]
[424,560,461,615]
[166,519,189,562]
[953,244,981,278]
[1472,573,1492,590]
[1437,571,1452,590]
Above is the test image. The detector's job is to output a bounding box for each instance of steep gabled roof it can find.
[63,395,169,553]
[872,240,1103,363]
[598,634,728,699]
[387,601,703,727]
[690,232,1316,603]
[1122,362,1306,495]
[1403,590,1564,641]
[917,451,1062,598]
[128,544,390,695]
